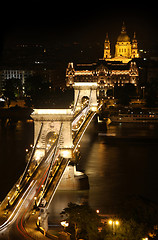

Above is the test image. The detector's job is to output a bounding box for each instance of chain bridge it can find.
[0,68,102,237]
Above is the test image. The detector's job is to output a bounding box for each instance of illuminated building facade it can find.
[66,60,139,96]
[66,23,139,97]
[104,22,139,63]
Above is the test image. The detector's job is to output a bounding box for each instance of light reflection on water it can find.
[48,122,158,220]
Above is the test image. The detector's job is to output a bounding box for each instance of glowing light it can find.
[73,82,98,87]
[108,220,113,225]
[108,219,120,226]
[35,149,44,161]
[32,109,73,115]
[61,221,69,228]
[60,149,72,158]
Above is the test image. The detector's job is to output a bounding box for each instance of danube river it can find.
[1,120,158,223]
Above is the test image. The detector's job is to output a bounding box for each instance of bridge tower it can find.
[73,82,98,111]
[31,109,74,160]
[66,63,98,112]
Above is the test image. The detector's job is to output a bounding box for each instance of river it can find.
[1,120,158,224]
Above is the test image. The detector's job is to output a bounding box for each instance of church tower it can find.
[104,33,111,59]
[115,22,131,59]
[131,32,139,58]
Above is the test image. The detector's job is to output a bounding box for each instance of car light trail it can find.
[0,180,36,231]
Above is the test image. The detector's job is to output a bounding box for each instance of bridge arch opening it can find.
[81,96,89,106]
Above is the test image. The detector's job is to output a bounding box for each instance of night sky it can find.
[1,3,158,56]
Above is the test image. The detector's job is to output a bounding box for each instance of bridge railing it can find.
[19,122,44,186]
[37,123,63,206]
[73,110,96,151]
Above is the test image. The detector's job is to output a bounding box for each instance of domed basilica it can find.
[104,22,139,63]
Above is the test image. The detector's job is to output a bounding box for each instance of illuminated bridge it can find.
[0,68,102,239]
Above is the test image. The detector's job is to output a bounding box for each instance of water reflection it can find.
[48,122,158,219]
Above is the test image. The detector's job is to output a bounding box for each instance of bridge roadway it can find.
[0,107,97,239]
[0,144,66,238]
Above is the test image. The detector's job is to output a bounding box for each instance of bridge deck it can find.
[73,110,96,149]
[43,158,70,209]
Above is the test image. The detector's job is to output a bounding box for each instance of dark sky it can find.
[1,3,158,54]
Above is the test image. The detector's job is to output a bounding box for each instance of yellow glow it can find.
[32,109,73,115]
[90,106,97,111]
[61,221,69,227]
[75,70,93,75]
[108,220,113,225]
[108,219,120,226]
[60,149,72,158]
[35,149,44,161]
[73,82,98,87]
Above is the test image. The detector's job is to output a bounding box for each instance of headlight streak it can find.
[0,145,56,233]
[0,113,89,238]
[46,159,70,209]
[16,165,51,239]
[0,131,61,238]
[0,180,36,232]
[16,156,55,239]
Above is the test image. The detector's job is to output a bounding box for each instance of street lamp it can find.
[7,196,10,209]
[16,184,20,193]
[96,209,100,214]
[61,220,69,230]
[141,86,145,99]
[38,216,41,226]
[108,219,120,235]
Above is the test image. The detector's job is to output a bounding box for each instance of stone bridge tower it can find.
[31,109,73,159]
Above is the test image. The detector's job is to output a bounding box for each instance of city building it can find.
[104,22,139,63]
[0,44,66,94]
[66,23,139,96]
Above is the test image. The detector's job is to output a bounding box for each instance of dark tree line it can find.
[60,198,158,240]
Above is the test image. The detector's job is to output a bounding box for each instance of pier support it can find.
[58,163,89,190]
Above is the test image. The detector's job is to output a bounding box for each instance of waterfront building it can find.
[66,23,139,96]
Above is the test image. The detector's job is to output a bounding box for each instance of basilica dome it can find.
[117,22,130,42]
[117,32,130,42]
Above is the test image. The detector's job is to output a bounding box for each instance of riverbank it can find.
[0,107,33,125]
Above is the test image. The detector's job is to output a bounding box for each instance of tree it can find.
[116,195,158,239]
[24,74,43,99]
[3,78,23,107]
[60,202,101,240]
[101,219,145,240]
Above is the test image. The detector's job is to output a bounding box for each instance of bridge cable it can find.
[73,89,80,113]
[19,122,44,186]
[39,122,63,204]
[87,89,92,110]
